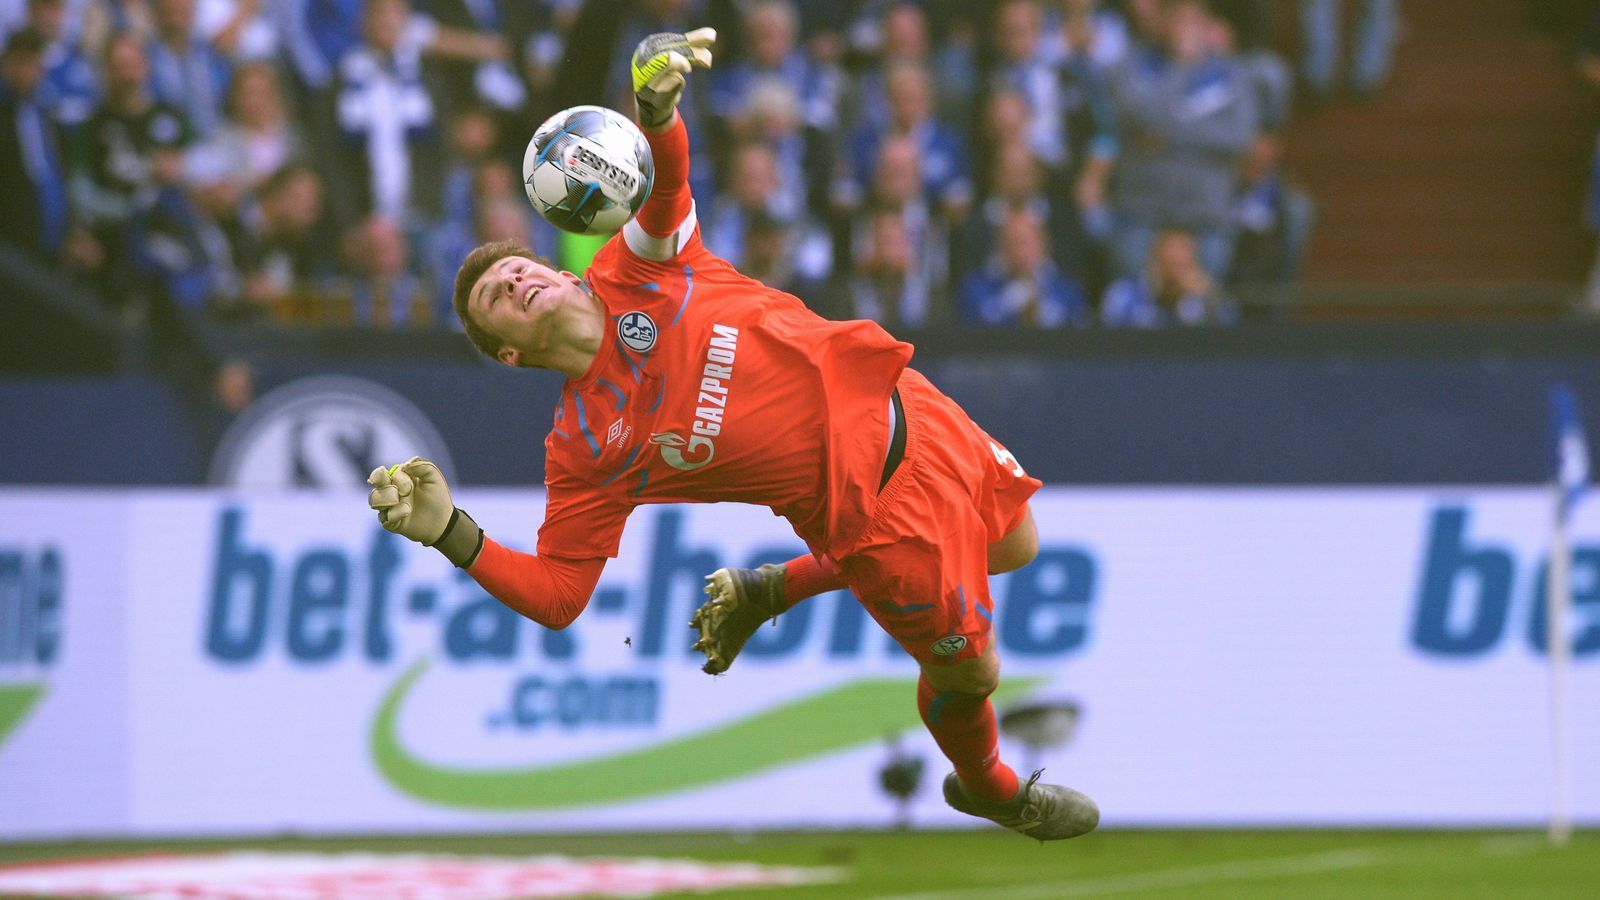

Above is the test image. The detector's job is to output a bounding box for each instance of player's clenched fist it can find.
[631,27,715,129]
[367,457,485,567]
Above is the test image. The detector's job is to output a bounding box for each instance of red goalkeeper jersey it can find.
[535,118,912,562]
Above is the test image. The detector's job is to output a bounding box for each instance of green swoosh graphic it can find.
[0,683,46,749]
[372,658,1043,810]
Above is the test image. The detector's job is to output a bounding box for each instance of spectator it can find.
[988,0,1068,169]
[1106,0,1257,281]
[80,0,156,65]
[847,0,930,132]
[438,104,497,230]
[735,79,822,222]
[147,0,232,138]
[198,0,277,61]
[958,206,1090,328]
[232,162,331,316]
[704,139,831,286]
[70,32,188,271]
[417,0,530,115]
[1101,228,1237,327]
[0,27,90,265]
[158,154,245,309]
[189,61,303,198]
[851,133,948,311]
[840,204,936,331]
[21,0,99,127]
[277,0,364,92]
[844,62,971,221]
[1049,0,1132,72]
[970,85,1031,184]
[1228,132,1315,288]
[517,1,583,120]
[1299,0,1400,107]
[338,215,432,328]
[1123,0,1167,48]
[740,210,826,306]
[928,4,980,128]
[956,140,1100,290]
[328,0,444,226]
[705,139,781,267]
[711,0,837,136]
[1209,0,1293,130]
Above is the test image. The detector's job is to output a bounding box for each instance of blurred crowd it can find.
[0,0,1384,339]
[1579,1,1600,314]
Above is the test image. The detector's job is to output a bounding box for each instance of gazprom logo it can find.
[650,431,713,471]
[209,376,454,489]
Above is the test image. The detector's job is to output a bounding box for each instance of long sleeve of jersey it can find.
[466,536,605,630]
[636,110,693,238]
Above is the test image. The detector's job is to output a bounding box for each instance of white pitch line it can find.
[873,847,1388,900]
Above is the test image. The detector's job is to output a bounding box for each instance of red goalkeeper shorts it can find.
[835,368,1041,667]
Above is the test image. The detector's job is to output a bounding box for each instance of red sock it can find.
[916,674,1020,802]
[778,553,848,611]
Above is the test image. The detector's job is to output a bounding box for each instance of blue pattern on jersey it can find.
[646,379,665,413]
[672,265,695,325]
[597,378,627,412]
[632,469,649,497]
[599,445,641,487]
[975,601,993,622]
[573,393,601,458]
[553,427,571,439]
[957,584,967,620]
[640,281,659,292]
[617,343,644,383]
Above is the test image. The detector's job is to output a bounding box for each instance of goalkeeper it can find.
[366,28,1098,841]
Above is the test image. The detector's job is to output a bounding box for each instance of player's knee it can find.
[921,649,1001,696]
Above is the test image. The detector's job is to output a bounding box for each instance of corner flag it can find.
[1545,383,1588,845]
[1551,384,1590,521]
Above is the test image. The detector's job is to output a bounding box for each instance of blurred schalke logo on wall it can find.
[209,376,454,488]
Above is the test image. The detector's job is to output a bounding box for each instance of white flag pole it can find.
[1547,480,1573,846]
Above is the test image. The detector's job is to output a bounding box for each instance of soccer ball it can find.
[523,105,654,236]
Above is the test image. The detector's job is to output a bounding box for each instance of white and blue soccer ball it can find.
[523,105,654,236]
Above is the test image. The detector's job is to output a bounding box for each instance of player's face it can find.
[469,254,583,366]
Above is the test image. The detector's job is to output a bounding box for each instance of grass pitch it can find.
[1,829,1594,898]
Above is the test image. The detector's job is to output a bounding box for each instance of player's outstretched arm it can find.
[367,458,603,629]
[628,28,713,246]
[631,27,714,133]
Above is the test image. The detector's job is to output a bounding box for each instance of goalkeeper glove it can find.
[367,456,484,568]
[631,27,716,129]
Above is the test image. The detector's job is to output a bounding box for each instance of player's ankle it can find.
[958,762,1021,803]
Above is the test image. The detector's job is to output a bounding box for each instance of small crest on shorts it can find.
[618,311,657,353]
[930,635,968,657]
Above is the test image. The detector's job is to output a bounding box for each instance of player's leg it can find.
[918,642,1015,800]
[691,553,846,674]
[697,508,1036,671]
[694,550,851,669]
[921,633,1099,840]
